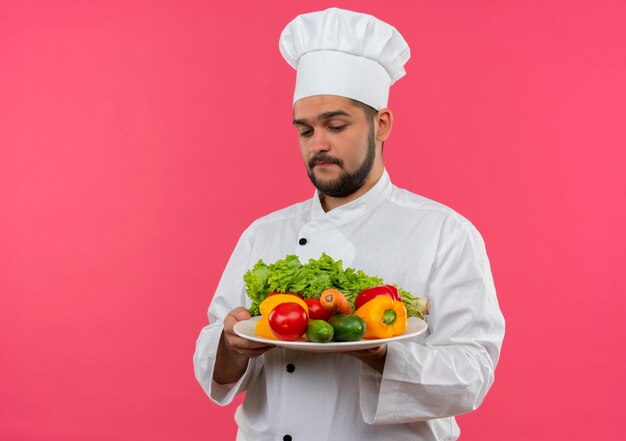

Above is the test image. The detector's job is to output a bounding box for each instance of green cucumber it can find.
[328,315,366,342]
[306,320,334,343]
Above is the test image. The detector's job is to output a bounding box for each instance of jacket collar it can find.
[309,168,392,223]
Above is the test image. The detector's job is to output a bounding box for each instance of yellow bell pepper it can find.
[254,316,277,340]
[354,296,408,339]
[259,294,309,317]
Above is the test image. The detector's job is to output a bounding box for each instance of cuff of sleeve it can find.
[209,357,256,405]
[359,342,409,425]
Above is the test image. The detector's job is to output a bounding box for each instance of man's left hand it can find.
[342,344,388,373]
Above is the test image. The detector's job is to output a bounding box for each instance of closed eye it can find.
[298,129,313,138]
[328,125,347,132]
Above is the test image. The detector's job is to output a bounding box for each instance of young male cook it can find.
[194,8,505,441]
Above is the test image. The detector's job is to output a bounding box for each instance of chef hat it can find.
[279,7,410,110]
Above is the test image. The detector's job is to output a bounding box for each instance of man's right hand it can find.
[222,307,275,358]
[213,307,274,385]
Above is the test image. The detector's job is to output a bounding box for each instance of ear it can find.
[375,108,393,142]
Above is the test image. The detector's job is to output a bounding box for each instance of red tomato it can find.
[268,302,308,341]
[304,298,333,321]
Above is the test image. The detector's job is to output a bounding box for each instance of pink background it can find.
[1,1,624,439]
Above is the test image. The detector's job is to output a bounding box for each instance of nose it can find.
[309,128,331,154]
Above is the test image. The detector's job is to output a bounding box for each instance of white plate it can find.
[233,316,428,352]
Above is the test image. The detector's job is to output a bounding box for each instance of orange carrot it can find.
[319,289,352,314]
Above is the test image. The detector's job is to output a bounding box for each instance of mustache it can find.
[308,154,343,169]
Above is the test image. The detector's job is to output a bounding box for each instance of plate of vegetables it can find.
[233,254,430,352]
[234,315,428,352]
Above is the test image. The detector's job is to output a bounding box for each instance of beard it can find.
[306,126,376,198]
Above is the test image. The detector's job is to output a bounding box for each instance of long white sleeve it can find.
[359,218,505,423]
[193,227,263,406]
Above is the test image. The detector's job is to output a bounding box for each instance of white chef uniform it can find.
[194,169,505,441]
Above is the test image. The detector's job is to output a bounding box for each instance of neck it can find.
[320,165,384,212]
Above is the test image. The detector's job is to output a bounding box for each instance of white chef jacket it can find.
[194,169,505,441]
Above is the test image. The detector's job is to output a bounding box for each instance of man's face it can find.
[292,95,378,198]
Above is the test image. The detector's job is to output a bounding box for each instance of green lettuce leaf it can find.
[244,253,428,318]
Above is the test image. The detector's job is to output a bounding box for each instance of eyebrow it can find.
[292,110,352,126]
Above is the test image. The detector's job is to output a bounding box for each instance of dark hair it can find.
[350,99,379,123]
[350,99,384,153]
